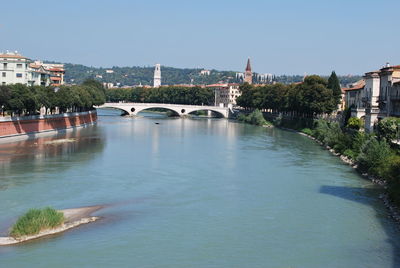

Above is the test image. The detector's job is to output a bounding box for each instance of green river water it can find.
[0,110,399,268]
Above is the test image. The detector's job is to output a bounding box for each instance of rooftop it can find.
[0,52,28,59]
[342,80,365,92]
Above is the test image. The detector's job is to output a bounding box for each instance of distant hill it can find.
[48,62,363,87]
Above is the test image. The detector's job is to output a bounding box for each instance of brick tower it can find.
[244,58,252,84]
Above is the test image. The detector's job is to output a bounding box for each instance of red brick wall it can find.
[0,112,97,138]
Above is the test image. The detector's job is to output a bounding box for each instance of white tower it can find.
[153,64,161,87]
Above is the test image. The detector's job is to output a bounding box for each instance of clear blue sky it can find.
[1,0,399,75]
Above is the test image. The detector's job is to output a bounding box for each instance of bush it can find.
[238,110,272,126]
[313,119,330,141]
[301,128,314,136]
[376,117,400,141]
[385,155,400,205]
[346,117,363,130]
[357,137,392,178]
[343,149,357,159]
[10,207,65,237]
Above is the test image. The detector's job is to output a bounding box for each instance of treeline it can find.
[52,62,362,87]
[62,63,237,86]
[0,80,106,116]
[106,86,214,105]
[237,72,343,116]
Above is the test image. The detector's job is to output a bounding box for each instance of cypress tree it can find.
[327,71,342,106]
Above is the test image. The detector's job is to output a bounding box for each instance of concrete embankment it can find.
[0,111,97,140]
[0,205,103,246]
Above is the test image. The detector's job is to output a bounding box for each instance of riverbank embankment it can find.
[0,111,97,140]
[0,206,102,246]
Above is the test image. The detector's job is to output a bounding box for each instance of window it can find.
[3,63,7,69]
[16,73,23,78]
[1,82,5,85]
[2,72,5,77]
[16,63,22,68]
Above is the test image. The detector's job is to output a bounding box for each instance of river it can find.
[0,110,399,268]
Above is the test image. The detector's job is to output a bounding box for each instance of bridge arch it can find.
[187,109,225,118]
[135,106,180,116]
[96,106,131,116]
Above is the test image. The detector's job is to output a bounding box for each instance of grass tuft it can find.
[10,207,65,238]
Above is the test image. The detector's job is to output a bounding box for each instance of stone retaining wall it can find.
[0,111,97,139]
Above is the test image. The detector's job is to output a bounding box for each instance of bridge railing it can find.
[101,102,227,109]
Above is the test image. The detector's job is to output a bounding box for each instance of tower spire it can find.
[244,58,253,84]
[246,58,252,72]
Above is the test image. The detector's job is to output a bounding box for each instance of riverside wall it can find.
[0,111,97,139]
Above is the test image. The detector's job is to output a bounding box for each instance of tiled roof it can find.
[0,53,28,59]
[206,83,228,87]
[48,68,64,72]
[342,80,365,92]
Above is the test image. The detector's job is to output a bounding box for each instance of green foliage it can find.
[357,138,392,178]
[301,128,314,136]
[327,71,342,106]
[105,86,213,105]
[10,207,65,238]
[0,80,105,115]
[376,117,400,141]
[386,155,400,204]
[343,149,357,159]
[236,83,254,109]
[237,75,337,116]
[346,117,363,130]
[237,110,271,126]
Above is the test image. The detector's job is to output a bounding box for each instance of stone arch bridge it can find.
[97,103,231,118]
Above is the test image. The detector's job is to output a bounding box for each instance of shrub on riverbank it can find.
[10,207,65,238]
[376,117,400,141]
[237,110,272,126]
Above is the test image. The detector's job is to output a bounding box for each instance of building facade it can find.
[0,52,49,86]
[0,52,66,87]
[344,64,400,132]
[208,83,241,107]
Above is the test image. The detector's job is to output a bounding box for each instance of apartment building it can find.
[0,51,51,86]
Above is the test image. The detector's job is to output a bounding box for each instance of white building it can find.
[200,69,210,76]
[154,64,161,87]
[344,63,400,132]
[207,83,241,107]
[0,51,51,86]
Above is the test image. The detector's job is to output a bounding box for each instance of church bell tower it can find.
[244,58,252,84]
[153,64,161,87]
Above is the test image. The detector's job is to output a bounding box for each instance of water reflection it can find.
[0,125,105,190]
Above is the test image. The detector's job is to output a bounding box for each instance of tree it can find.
[327,71,342,107]
[296,75,336,116]
[236,83,254,109]
[0,85,11,115]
